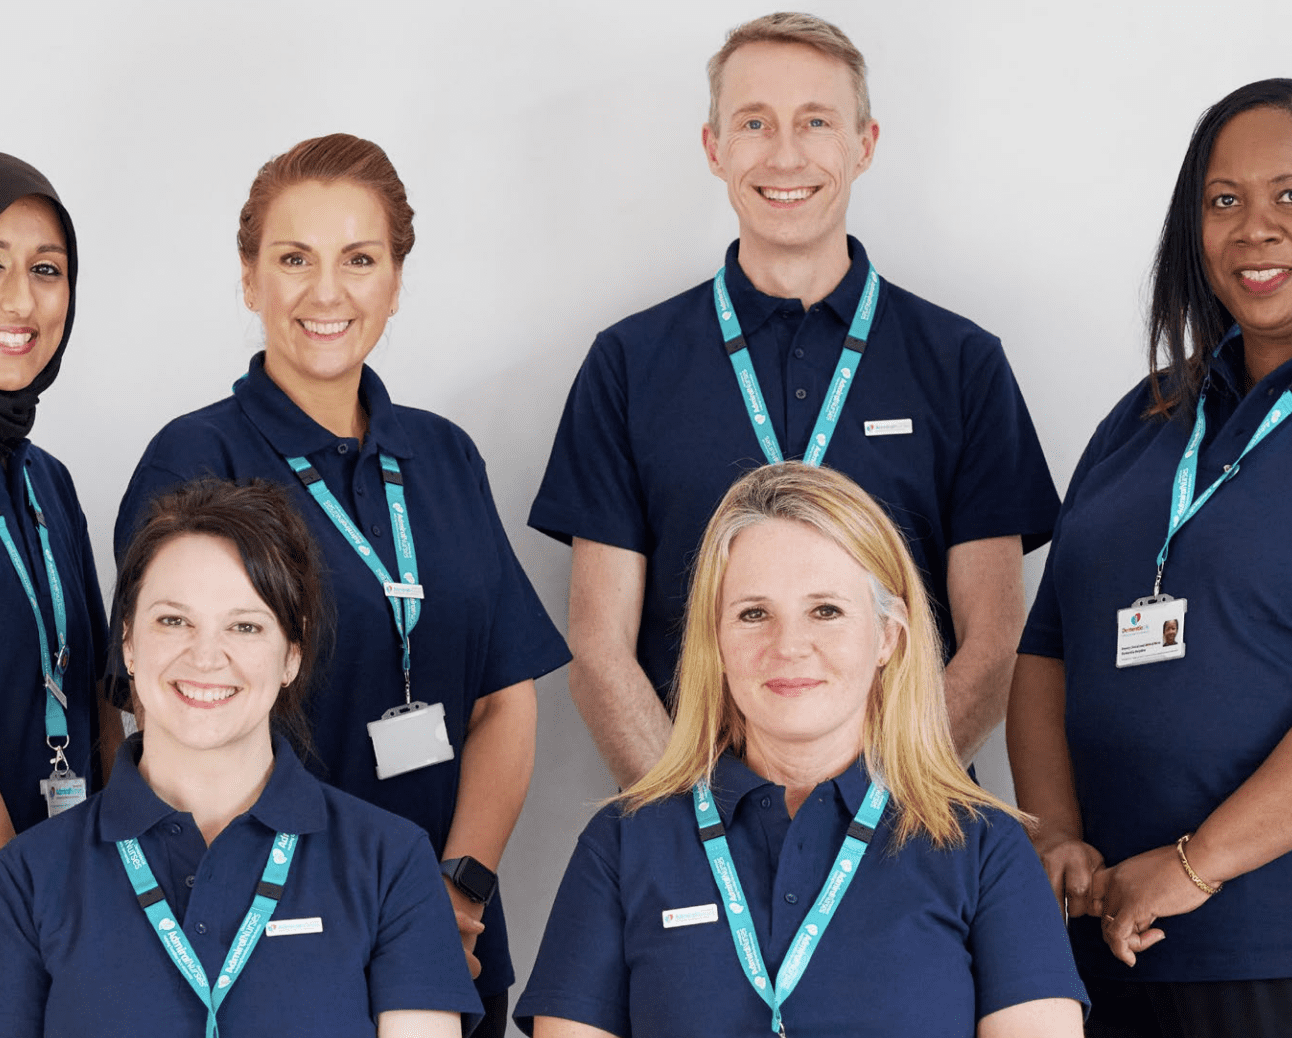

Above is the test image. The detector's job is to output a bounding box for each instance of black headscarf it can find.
[0,153,78,448]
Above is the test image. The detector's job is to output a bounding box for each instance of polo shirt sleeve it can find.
[367,829,484,1021]
[467,445,571,697]
[968,815,1089,1019]
[528,332,651,554]
[514,809,631,1037]
[113,456,195,564]
[1019,381,1150,660]
[71,492,108,683]
[0,847,50,1034]
[948,336,1059,553]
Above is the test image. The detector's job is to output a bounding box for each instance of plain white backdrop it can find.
[8,1,1289,1027]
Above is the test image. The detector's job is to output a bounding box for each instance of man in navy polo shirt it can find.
[529,12,1058,787]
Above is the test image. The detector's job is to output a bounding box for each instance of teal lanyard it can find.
[0,470,71,750]
[713,263,881,466]
[693,777,889,1034]
[1155,340,1292,595]
[117,831,298,1038]
[285,453,421,701]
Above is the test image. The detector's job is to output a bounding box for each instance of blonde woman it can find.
[517,463,1085,1037]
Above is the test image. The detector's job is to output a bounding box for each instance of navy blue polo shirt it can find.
[529,237,1058,692]
[516,753,1085,1035]
[0,440,106,835]
[113,353,571,995]
[0,733,482,1035]
[1021,333,1292,982]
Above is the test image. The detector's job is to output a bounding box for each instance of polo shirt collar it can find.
[723,235,874,338]
[232,351,415,460]
[1207,324,1245,398]
[707,750,874,825]
[99,731,327,842]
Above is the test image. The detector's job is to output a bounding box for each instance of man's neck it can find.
[736,234,851,309]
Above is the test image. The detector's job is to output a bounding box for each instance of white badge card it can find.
[41,772,87,817]
[1115,596,1187,668]
[662,903,719,929]
[367,700,454,780]
[266,917,324,937]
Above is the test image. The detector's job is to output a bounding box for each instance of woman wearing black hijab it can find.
[0,154,119,846]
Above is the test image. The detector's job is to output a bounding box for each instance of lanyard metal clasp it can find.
[47,737,70,777]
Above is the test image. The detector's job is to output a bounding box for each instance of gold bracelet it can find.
[1176,833,1222,896]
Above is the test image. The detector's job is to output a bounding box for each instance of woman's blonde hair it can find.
[621,462,1019,847]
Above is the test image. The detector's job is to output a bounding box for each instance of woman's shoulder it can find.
[388,404,484,469]
[312,778,437,857]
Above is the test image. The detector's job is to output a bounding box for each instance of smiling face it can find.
[123,534,300,763]
[702,41,877,263]
[242,178,402,397]
[0,195,68,392]
[1202,106,1292,358]
[717,517,898,776]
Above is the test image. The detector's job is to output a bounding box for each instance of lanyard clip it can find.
[47,739,70,777]
[1153,563,1164,598]
[403,668,412,706]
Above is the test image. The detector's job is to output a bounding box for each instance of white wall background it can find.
[8,0,1288,1027]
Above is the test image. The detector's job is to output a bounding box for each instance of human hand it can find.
[442,875,486,979]
[1032,830,1105,919]
[1098,844,1212,967]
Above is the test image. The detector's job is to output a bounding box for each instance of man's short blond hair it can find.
[707,12,871,133]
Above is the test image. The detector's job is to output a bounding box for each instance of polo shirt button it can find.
[356,485,365,495]
[760,796,771,809]
[784,893,798,904]
[185,875,196,888]
[195,922,208,935]
[371,525,382,537]
[795,388,807,400]
[338,443,349,454]
[794,348,804,358]
[169,823,182,836]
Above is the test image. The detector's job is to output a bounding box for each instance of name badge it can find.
[41,772,87,817]
[864,418,913,437]
[1116,596,1186,668]
[662,903,719,929]
[383,581,424,600]
[266,917,324,937]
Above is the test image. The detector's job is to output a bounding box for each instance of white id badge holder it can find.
[1115,595,1187,668]
[41,743,87,817]
[367,701,454,780]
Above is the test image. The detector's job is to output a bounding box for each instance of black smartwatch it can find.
[440,856,498,906]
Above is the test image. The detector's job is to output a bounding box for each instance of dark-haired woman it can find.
[114,134,569,1036]
[0,154,120,848]
[0,479,480,1036]
[1009,79,1292,1036]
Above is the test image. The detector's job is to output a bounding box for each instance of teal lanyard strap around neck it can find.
[0,469,70,748]
[693,776,889,1034]
[1156,369,1292,595]
[117,831,298,1038]
[713,263,881,467]
[285,453,421,701]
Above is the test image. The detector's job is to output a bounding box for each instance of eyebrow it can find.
[729,101,844,120]
[267,239,387,252]
[727,591,852,606]
[0,240,67,255]
[1206,173,1292,188]
[146,599,273,617]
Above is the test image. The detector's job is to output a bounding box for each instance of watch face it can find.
[456,857,497,903]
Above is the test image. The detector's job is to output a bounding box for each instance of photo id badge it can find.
[40,771,87,817]
[367,700,454,780]
[1115,595,1187,668]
